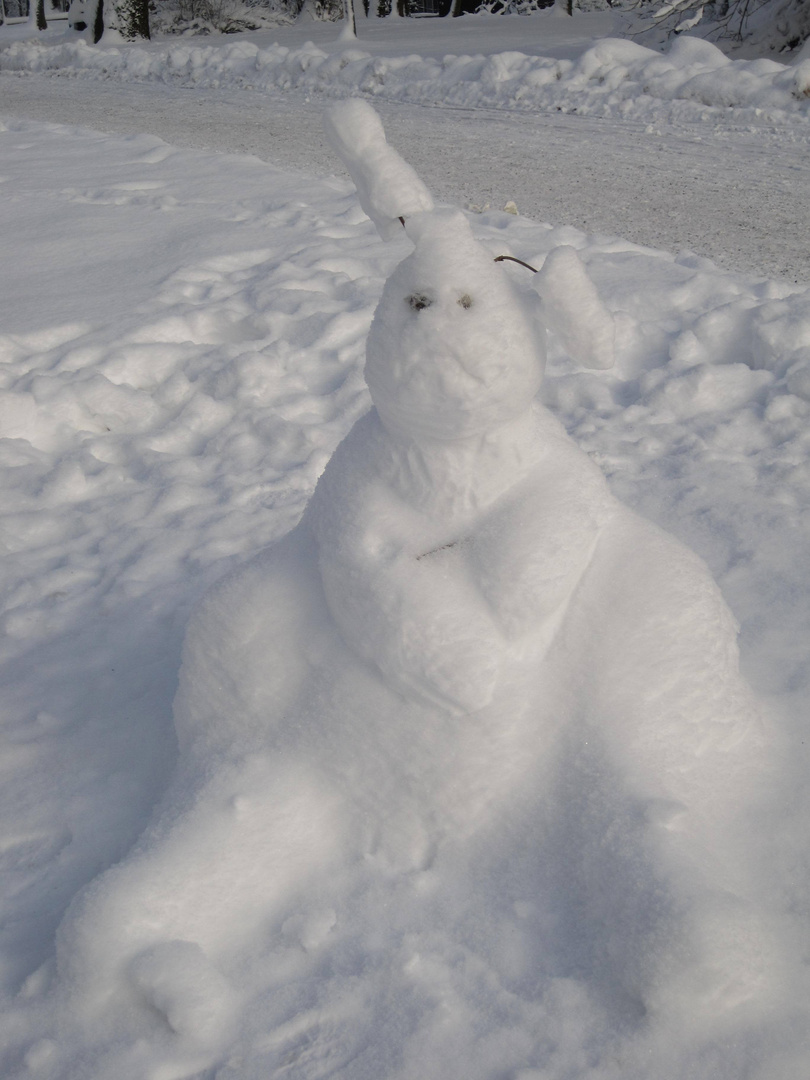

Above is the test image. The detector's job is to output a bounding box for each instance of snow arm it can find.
[469,439,615,640]
[534,245,615,371]
[307,446,506,714]
[324,99,434,241]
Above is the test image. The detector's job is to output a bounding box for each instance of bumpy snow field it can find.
[1,11,810,1080]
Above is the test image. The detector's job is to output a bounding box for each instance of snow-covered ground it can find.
[1,10,810,1080]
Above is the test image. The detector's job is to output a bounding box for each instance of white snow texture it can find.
[44,104,788,1080]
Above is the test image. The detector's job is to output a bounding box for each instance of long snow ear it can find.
[534,246,615,371]
[324,99,434,241]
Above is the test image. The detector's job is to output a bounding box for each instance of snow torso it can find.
[308,404,615,715]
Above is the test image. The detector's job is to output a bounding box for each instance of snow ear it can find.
[534,246,615,371]
[324,99,434,241]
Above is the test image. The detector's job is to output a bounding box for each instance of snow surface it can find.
[1,13,810,1080]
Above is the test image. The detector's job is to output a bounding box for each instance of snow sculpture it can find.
[54,100,775,1066]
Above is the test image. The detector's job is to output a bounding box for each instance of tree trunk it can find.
[115,0,150,38]
[36,0,48,28]
[93,0,104,41]
[93,0,150,40]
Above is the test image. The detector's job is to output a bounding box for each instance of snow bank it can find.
[1,117,810,1079]
[2,26,810,124]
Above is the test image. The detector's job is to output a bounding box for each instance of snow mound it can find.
[1,118,809,1079]
[28,106,799,1080]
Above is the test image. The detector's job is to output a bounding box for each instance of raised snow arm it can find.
[324,99,434,241]
[533,246,615,371]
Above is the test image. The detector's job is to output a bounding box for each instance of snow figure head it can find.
[325,98,545,441]
[366,209,545,441]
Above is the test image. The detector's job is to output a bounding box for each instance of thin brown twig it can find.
[494,254,538,273]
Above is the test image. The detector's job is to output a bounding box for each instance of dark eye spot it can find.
[407,293,433,312]
[458,294,473,309]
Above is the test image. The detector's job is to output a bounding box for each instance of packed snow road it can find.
[1,72,808,285]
